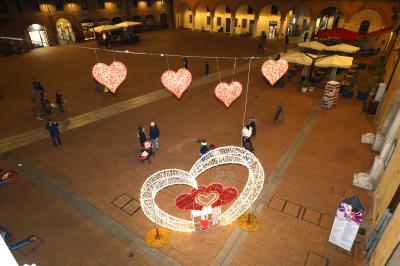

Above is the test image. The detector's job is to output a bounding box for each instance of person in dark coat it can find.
[199,140,210,157]
[149,122,160,151]
[204,62,210,77]
[56,90,64,113]
[137,126,146,147]
[41,96,52,114]
[46,119,62,147]
[183,57,188,69]
[243,138,254,154]
[284,34,289,52]
[249,117,257,138]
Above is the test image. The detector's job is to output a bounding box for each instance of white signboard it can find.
[328,202,365,251]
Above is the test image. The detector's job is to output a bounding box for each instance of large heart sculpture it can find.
[215,81,243,107]
[176,183,238,210]
[161,68,192,98]
[92,61,127,94]
[261,59,289,86]
[140,146,265,232]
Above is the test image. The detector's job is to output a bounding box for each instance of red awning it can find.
[317,28,362,41]
[367,27,393,36]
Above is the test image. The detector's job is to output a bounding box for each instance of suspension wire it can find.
[94,49,99,62]
[242,58,253,131]
[216,58,221,83]
[232,58,237,82]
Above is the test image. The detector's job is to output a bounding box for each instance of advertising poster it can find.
[328,196,365,251]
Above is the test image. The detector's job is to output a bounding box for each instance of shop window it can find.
[206,16,210,25]
[81,0,88,10]
[15,1,22,13]
[32,1,40,12]
[189,15,192,23]
[234,18,238,27]
[225,7,230,13]
[0,0,8,13]
[147,0,153,7]
[217,17,221,26]
[247,6,253,15]
[242,19,247,28]
[55,0,63,11]
[271,6,279,15]
[98,0,105,9]
[359,20,370,34]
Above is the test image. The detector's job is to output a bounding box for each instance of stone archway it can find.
[194,2,210,32]
[348,9,383,33]
[56,18,75,44]
[176,2,192,29]
[213,3,233,34]
[283,6,311,37]
[258,5,281,39]
[234,4,255,36]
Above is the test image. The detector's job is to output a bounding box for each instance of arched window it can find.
[359,20,370,34]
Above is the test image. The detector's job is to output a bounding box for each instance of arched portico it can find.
[213,3,233,34]
[194,3,211,31]
[176,2,192,29]
[347,9,383,33]
[257,5,281,38]
[234,4,255,35]
[283,6,311,37]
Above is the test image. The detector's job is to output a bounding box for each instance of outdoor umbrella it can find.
[316,28,362,41]
[93,25,122,33]
[298,41,328,51]
[325,43,361,53]
[280,51,319,66]
[315,55,354,80]
[114,21,143,28]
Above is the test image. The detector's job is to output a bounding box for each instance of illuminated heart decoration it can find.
[176,183,238,210]
[92,61,127,94]
[140,146,265,232]
[261,59,289,86]
[161,68,192,98]
[215,81,243,107]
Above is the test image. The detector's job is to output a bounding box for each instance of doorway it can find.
[56,18,75,44]
[226,18,231,33]
[249,20,254,35]
[28,24,49,48]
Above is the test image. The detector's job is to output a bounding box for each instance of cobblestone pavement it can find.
[0,30,375,265]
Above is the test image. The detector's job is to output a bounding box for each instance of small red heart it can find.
[92,61,127,93]
[161,68,192,98]
[215,81,243,107]
[261,59,289,86]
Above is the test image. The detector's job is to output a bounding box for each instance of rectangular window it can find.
[81,0,88,10]
[15,0,22,13]
[147,0,153,7]
[0,0,8,13]
[98,0,105,9]
[132,0,138,7]
[234,18,238,27]
[55,0,63,11]
[189,15,192,23]
[206,16,210,25]
[271,6,278,15]
[242,19,247,28]
[217,17,221,26]
[32,1,40,12]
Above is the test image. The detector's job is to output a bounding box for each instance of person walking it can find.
[199,140,210,157]
[242,124,252,145]
[183,57,188,69]
[137,126,147,147]
[46,119,62,147]
[243,138,254,154]
[249,117,257,138]
[149,122,160,151]
[258,32,266,54]
[204,62,210,77]
[56,90,64,113]
[303,31,309,42]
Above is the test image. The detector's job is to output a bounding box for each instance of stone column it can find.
[192,12,195,31]
[210,16,214,33]
[253,16,259,37]
[230,15,234,35]
[370,108,400,183]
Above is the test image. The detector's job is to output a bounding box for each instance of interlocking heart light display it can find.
[214,82,243,107]
[261,59,289,86]
[140,146,265,232]
[161,68,192,98]
[92,61,127,94]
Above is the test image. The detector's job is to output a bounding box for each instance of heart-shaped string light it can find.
[161,68,192,98]
[214,81,243,107]
[261,59,289,86]
[92,61,127,94]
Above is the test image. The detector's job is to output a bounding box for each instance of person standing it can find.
[303,31,309,42]
[249,117,257,138]
[56,90,64,113]
[183,57,188,69]
[46,119,62,147]
[204,62,210,77]
[137,126,146,147]
[284,34,289,52]
[149,122,160,151]
[242,124,252,145]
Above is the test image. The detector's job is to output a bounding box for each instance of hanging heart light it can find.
[161,68,192,99]
[92,61,127,94]
[214,81,243,107]
[261,59,289,86]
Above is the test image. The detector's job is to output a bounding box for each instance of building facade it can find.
[0,0,171,49]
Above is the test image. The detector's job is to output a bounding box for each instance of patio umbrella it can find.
[315,55,353,80]
[316,28,362,41]
[298,41,328,51]
[93,25,122,33]
[114,21,143,28]
[280,51,319,66]
[326,43,361,53]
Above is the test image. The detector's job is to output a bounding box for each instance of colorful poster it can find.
[329,200,365,251]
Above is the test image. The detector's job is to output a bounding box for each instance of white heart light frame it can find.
[140,146,265,232]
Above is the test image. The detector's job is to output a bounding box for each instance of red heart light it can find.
[92,61,127,94]
[176,183,238,210]
[261,59,289,86]
[215,81,243,107]
[161,68,192,99]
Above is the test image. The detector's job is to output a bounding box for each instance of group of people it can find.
[138,122,160,162]
[242,117,256,153]
[32,78,64,115]
[199,140,218,158]
[181,58,210,77]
